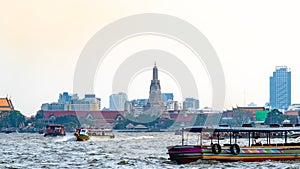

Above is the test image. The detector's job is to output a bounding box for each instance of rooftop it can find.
[0,98,14,111]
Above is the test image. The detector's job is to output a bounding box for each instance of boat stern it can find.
[167,145,203,164]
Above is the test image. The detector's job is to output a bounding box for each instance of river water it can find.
[0,132,299,169]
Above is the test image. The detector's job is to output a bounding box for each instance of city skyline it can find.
[24,63,296,114]
[2,1,300,116]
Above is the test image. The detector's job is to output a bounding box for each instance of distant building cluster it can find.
[220,65,300,126]
[218,66,295,126]
[40,63,204,129]
[40,65,296,115]
[124,99,147,115]
[41,92,101,111]
[122,64,200,116]
[184,98,200,110]
[221,105,300,126]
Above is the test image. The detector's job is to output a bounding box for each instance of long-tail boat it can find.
[167,126,300,164]
[74,128,90,141]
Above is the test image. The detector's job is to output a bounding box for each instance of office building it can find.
[184,97,200,110]
[161,93,174,102]
[109,92,128,111]
[270,66,291,109]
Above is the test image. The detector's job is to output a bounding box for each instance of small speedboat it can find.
[74,128,90,141]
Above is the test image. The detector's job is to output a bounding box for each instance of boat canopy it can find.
[184,126,300,133]
[46,124,64,127]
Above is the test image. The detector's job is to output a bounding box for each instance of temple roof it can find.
[0,98,14,111]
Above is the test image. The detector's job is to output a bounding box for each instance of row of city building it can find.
[41,92,199,112]
[41,93,101,111]
[42,64,199,113]
[39,64,202,129]
[40,65,292,112]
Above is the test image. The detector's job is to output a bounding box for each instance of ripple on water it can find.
[1,133,300,169]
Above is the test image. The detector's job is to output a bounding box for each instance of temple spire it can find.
[144,63,164,115]
[153,62,158,80]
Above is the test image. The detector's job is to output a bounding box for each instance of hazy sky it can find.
[1,1,300,116]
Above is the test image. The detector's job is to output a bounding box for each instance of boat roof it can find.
[184,126,300,133]
[46,124,64,127]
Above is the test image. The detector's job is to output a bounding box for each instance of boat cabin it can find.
[183,126,300,147]
[87,128,115,138]
[44,124,66,137]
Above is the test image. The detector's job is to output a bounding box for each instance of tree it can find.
[264,109,284,125]
[35,110,44,119]
[3,110,26,128]
[158,119,175,129]
[0,111,10,128]
[24,110,45,129]
[231,109,252,126]
[284,115,297,124]
[34,110,45,129]
[135,114,158,124]
[55,115,80,130]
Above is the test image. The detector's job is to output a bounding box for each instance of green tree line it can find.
[0,110,25,128]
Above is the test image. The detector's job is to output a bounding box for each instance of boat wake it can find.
[90,137,112,141]
[132,136,154,140]
[54,135,77,142]
[120,136,154,141]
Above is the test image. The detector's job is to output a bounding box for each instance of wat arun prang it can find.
[143,63,167,117]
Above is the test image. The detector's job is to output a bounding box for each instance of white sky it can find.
[1,0,300,116]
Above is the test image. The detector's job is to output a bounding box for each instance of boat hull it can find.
[168,145,300,164]
[74,133,90,141]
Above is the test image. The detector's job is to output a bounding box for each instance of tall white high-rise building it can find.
[109,92,128,111]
